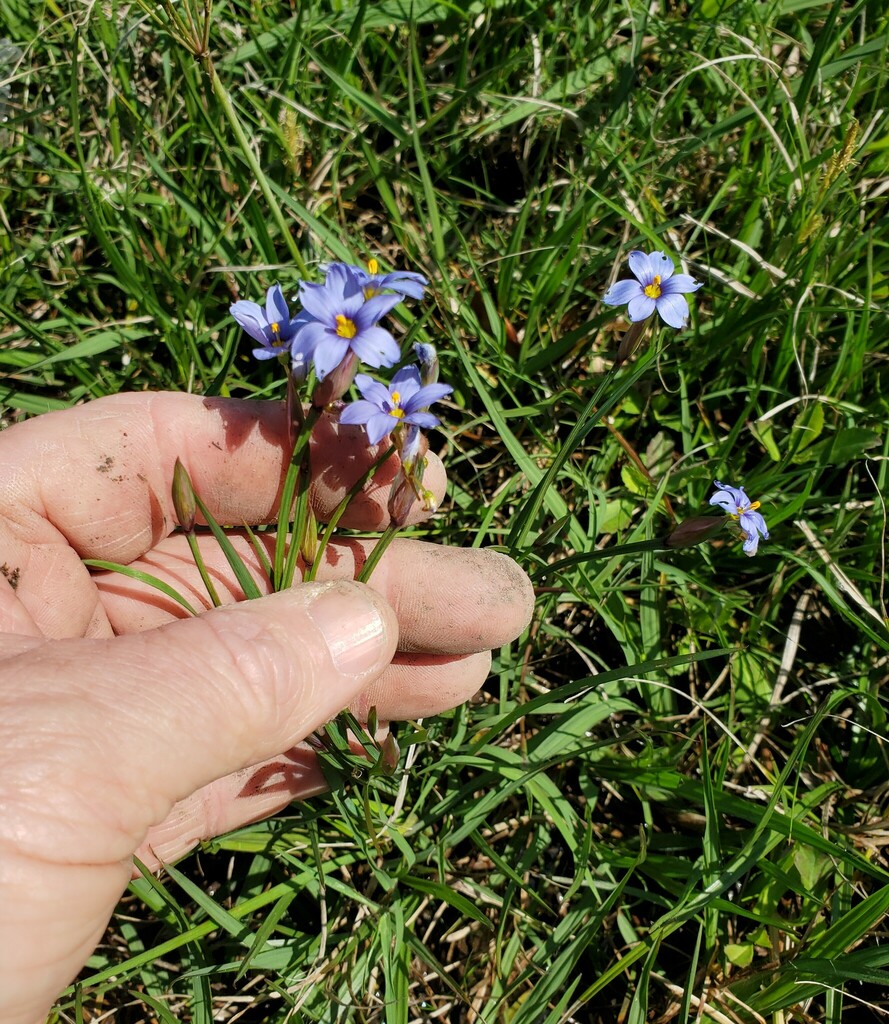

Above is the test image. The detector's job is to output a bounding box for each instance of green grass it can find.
[3,0,889,1019]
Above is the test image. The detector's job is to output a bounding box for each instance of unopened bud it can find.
[387,468,415,528]
[172,458,197,532]
[388,428,430,526]
[413,342,439,386]
[366,705,379,736]
[377,731,400,776]
[300,507,318,566]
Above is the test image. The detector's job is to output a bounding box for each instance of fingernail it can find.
[306,582,390,677]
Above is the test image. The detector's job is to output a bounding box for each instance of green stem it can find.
[157,0,194,42]
[203,59,307,275]
[357,523,400,583]
[186,530,222,607]
[273,405,322,590]
[363,784,385,858]
[304,445,397,583]
[282,477,311,589]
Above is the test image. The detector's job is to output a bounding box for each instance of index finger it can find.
[0,391,446,566]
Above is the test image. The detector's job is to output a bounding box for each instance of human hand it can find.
[0,392,533,1024]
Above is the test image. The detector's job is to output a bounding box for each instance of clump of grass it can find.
[3,0,888,1020]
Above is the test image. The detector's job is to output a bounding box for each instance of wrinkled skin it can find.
[0,393,534,1024]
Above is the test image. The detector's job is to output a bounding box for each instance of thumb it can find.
[0,580,395,1024]
[0,580,397,865]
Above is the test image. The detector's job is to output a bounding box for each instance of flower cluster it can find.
[230,248,770,558]
[230,260,451,522]
[230,260,428,389]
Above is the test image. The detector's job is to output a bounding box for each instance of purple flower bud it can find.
[413,342,440,386]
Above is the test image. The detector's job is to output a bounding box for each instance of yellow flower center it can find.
[269,321,286,347]
[363,258,382,299]
[390,391,405,418]
[729,500,760,520]
[643,274,662,299]
[335,314,357,339]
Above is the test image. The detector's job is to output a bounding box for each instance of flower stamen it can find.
[729,499,761,520]
[269,321,287,347]
[335,314,358,339]
[643,274,662,299]
[389,391,405,418]
[362,258,382,298]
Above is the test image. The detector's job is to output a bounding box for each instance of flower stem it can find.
[304,445,397,583]
[274,405,322,591]
[186,530,222,607]
[357,522,400,583]
[507,349,654,553]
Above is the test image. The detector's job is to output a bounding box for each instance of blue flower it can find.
[603,250,702,329]
[230,283,308,361]
[709,480,769,556]
[323,258,428,300]
[296,264,403,380]
[339,365,453,445]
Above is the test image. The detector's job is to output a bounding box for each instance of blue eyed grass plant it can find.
[196,260,441,785]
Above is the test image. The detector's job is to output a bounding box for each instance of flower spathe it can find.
[230,283,308,361]
[603,250,702,329]
[296,264,403,380]
[388,423,437,524]
[339,365,453,445]
[709,480,769,556]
